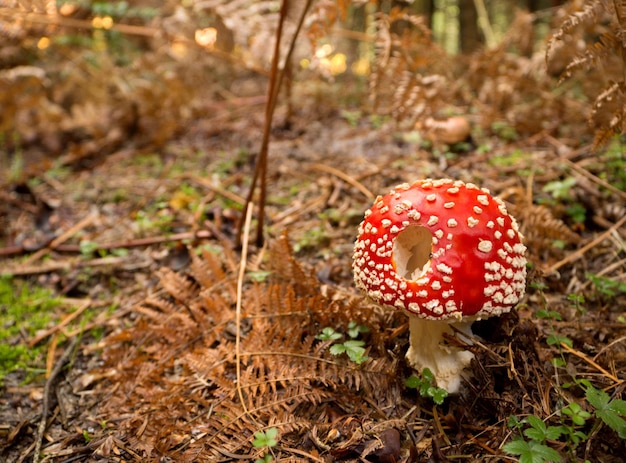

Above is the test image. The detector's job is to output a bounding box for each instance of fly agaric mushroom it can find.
[353,178,527,393]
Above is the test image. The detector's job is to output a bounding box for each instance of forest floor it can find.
[1,75,626,463]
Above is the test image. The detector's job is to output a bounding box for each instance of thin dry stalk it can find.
[235,202,254,415]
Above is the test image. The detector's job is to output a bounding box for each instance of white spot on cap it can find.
[467,217,479,228]
[497,217,505,227]
[428,215,439,226]
[390,225,401,234]
[513,243,527,254]
[487,220,495,229]
[426,194,437,202]
[477,194,490,206]
[432,281,442,290]
[407,210,421,220]
[444,202,455,208]
[381,219,392,228]
[507,229,516,239]
[436,263,453,274]
[473,206,483,214]
[435,229,444,239]
[494,230,502,239]
[447,187,459,194]
[447,218,458,228]
[484,286,498,296]
[478,240,493,253]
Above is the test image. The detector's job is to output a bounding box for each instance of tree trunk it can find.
[412,0,435,29]
[459,0,482,53]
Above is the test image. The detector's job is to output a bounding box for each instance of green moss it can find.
[0,275,61,384]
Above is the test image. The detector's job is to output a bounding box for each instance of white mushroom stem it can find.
[406,317,474,394]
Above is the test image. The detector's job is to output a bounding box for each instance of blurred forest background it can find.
[2,0,625,171]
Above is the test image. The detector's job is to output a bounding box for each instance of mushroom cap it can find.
[353,178,527,321]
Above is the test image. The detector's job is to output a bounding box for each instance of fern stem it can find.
[235,202,254,415]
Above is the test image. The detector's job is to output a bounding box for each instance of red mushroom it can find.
[352,178,527,393]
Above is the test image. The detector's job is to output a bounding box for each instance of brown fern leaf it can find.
[559,31,623,83]
[369,6,447,127]
[546,0,606,63]
[591,80,626,146]
[517,204,582,255]
[548,1,626,146]
[96,235,403,461]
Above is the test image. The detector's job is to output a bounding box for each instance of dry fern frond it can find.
[505,186,582,262]
[518,203,582,248]
[546,1,606,62]
[369,6,448,128]
[547,0,626,147]
[96,236,402,460]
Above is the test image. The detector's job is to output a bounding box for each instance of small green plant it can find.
[560,402,591,446]
[504,383,626,463]
[491,120,518,141]
[405,368,448,405]
[329,340,368,364]
[252,427,278,463]
[565,202,586,224]
[543,177,577,201]
[316,327,343,342]
[596,137,626,190]
[503,415,563,463]
[586,273,626,298]
[582,381,626,438]
[566,293,586,317]
[346,320,369,339]
[340,109,362,126]
[533,282,572,368]
[293,226,331,253]
[540,177,587,224]
[316,322,369,365]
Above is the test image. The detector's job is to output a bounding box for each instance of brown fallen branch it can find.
[559,342,621,385]
[22,213,99,266]
[32,337,79,463]
[308,163,375,199]
[0,229,213,262]
[28,299,103,347]
[2,255,151,277]
[544,215,626,275]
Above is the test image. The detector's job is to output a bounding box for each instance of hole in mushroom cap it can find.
[393,225,433,280]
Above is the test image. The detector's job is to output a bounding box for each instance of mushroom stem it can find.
[406,317,474,394]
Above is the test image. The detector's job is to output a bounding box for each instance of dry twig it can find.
[33,338,79,463]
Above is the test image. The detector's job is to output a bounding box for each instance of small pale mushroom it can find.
[352,178,527,393]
